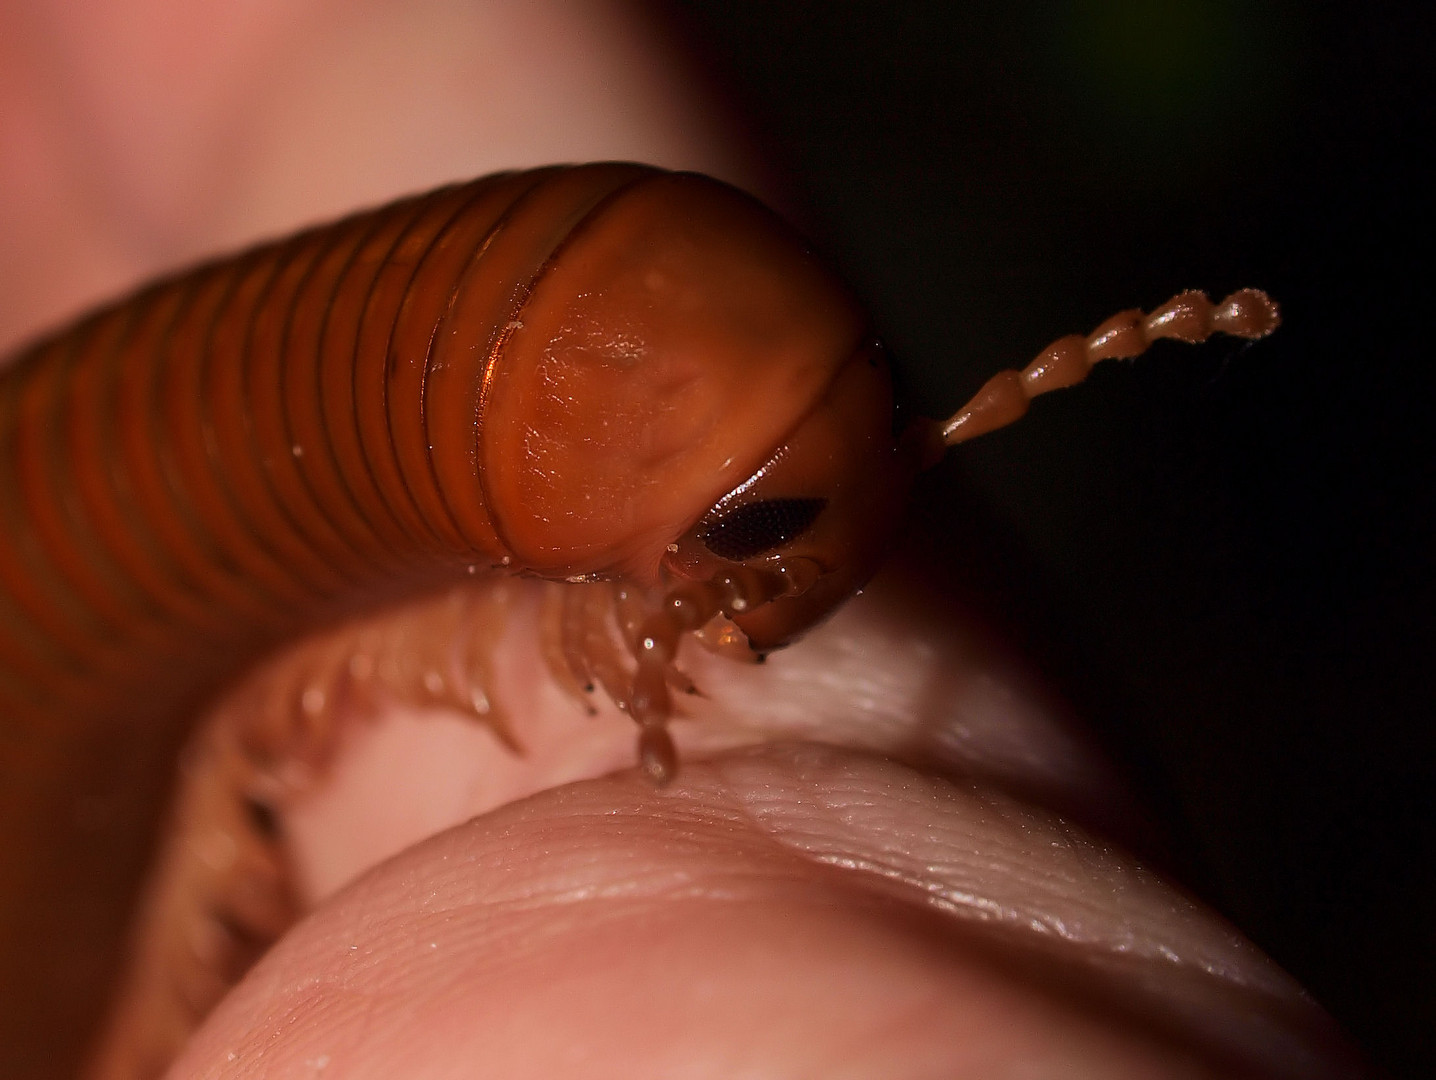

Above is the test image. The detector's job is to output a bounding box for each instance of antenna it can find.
[938,289,1280,447]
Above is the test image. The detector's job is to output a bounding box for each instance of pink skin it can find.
[0,2,1365,1077]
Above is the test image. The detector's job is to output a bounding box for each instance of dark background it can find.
[661,2,1433,1076]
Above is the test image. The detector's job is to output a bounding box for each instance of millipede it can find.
[0,162,1278,1079]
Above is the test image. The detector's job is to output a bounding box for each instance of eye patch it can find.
[701,497,827,561]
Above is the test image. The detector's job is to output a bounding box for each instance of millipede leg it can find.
[539,584,597,714]
[579,585,631,713]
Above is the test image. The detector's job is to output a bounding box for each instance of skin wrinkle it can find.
[733,756,1333,1071]
[705,745,1282,993]
[701,747,1347,1077]
[277,855,837,1034]
[173,746,1360,1080]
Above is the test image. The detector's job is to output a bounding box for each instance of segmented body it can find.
[0,158,1279,1080]
[2,162,840,1080]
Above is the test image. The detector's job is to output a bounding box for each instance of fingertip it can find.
[174,745,1366,1080]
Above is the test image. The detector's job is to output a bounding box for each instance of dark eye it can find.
[701,497,827,561]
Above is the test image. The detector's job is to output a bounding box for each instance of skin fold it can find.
[0,2,1367,1077]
